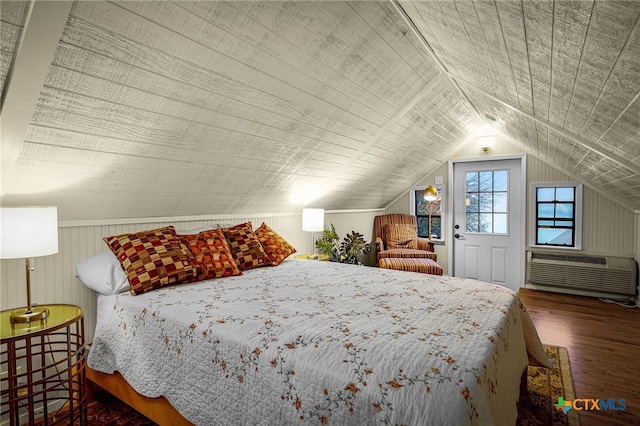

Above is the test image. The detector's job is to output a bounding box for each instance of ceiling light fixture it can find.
[476,124,497,153]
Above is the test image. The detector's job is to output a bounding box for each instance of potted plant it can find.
[315,224,370,265]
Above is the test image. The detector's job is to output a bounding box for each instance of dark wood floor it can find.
[519,288,640,426]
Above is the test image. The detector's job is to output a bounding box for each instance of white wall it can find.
[0,209,382,342]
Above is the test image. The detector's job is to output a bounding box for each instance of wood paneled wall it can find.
[636,214,640,265]
[526,158,636,254]
[0,210,382,342]
[386,137,638,274]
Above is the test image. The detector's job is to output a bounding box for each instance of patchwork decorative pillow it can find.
[383,223,419,250]
[254,223,297,266]
[103,226,200,295]
[221,222,268,270]
[180,229,242,279]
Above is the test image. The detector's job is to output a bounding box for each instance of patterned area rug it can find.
[517,345,579,426]
[87,345,578,425]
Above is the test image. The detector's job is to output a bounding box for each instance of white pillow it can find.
[175,226,216,235]
[76,251,129,295]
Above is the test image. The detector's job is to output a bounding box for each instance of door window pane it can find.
[466,213,479,232]
[466,192,478,212]
[479,193,493,212]
[494,214,507,233]
[479,171,493,191]
[466,173,478,191]
[493,171,508,191]
[494,193,507,212]
[479,213,492,232]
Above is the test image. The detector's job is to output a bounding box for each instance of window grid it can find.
[535,187,576,247]
[465,170,508,234]
[415,190,441,239]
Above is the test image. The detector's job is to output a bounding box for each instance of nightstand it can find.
[1,304,87,425]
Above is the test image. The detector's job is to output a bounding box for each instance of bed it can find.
[87,259,550,425]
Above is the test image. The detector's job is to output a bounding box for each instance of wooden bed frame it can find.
[87,365,529,425]
[87,366,192,425]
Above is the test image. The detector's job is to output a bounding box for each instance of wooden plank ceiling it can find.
[0,0,638,221]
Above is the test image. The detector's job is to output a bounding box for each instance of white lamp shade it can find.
[424,186,438,201]
[302,208,324,232]
[475,124,497,151]
[477,135,495,150]
[0,206,59,259]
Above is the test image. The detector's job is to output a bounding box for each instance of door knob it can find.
[454,233,461,239]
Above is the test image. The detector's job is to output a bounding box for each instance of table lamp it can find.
[302,208,324,256]
[0,206,58,324]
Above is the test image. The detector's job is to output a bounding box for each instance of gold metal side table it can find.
[1,304,87,425]
[293,254,330,261]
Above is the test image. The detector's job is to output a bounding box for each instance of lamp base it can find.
[9,306,49,324]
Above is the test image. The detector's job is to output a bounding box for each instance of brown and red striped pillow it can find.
[383,223,420,250]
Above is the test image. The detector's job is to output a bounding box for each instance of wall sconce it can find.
[476,125,496,153]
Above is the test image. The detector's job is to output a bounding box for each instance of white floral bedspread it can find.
[88,259,549,426]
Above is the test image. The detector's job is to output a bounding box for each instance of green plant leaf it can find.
[314,224,370,264]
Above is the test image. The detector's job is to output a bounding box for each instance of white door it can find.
[451,158,524,290]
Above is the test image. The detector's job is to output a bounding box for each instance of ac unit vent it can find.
[530,252,606,265]
[526,251,637,299]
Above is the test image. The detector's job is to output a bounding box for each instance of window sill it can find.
[529,245,582,251]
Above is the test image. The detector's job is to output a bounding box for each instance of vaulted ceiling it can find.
[1,1,638,221]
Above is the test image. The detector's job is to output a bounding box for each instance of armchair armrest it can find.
[375,236,385,254]
[416,237,434,252]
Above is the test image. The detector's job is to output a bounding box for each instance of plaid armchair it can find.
[373,214,436,263]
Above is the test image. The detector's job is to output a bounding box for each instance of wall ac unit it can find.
[526,251,638,300]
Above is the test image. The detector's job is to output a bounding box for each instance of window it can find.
[465,170,508,234]
[530,182,583,249]
[411,185,444,241]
